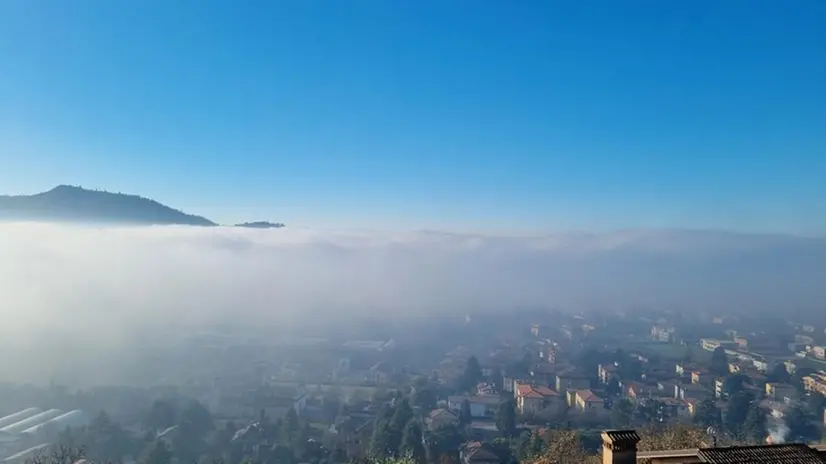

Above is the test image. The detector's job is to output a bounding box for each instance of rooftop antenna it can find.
[706,426,718,447]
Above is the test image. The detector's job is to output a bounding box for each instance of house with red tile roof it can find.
[572,389,604,412]
[516,384,561,415]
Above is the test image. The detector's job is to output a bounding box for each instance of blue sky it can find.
[1,1,824,231]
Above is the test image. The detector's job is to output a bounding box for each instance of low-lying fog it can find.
[0,222,824,385]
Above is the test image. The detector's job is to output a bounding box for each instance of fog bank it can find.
[0,223,824,384]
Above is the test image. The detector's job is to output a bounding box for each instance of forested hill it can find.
[0,185,216,226]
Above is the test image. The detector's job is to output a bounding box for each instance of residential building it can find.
[512,379,532,399]
[598,364,619,384]
[425,408,459,431]
[555,371,591,394]
[515,384,561,416]
[727,362,744,374]
[622,382,651,403]
[651,326,677,343]
[659,397,691,419]
[700,339,738,352]
[502,373,515,393]
[572,389,604,412]
[784,360,798,375]
[675,362,695,376]
[802,371,826,396]
[476,382,496,397]
[795,334,815,345]
[675,383,709,401]
[446,395,502,418]
[714,378,725,399]
[813,346,826,360]
[690,369,711,385]
[765,382,797,401]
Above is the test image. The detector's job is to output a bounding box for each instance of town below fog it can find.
[3,307,826,463]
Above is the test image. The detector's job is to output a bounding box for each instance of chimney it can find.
[602,430,641,464]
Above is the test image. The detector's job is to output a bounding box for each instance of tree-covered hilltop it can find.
[0,185,216,226]
[234,221,286,229]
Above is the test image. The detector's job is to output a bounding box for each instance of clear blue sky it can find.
[1,1,824,231]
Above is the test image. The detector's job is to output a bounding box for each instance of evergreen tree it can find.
[709,347,729,377]
[386,399,414,453]
[281,407,301,447]
[173,400,214,464]
[459,399,472,426]
[144,399,177,432]
[767,363,790,383]
[786,404,820,443]
[460,356,483,392]
[529,432,546,457]
[693,399,722,429]
[724,392,754,437]
[86,411,137,462]
[400,421,426,464]
[426,425,464,463]
[611,398,634,428]
[141,440,173,464]
[722,374,747,398]
[742,403,767,444]
[515,431,533,461]
[371,405,397,457]
[495,400,517,438]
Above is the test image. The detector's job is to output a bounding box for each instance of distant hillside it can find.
[0,185,216,226]
[234,221,285,229]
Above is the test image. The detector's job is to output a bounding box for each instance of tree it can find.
[207,420,238,460]
[637,424,710,451]
[524,430,598,464]
[460,356,483,392]
[575,348,603,377]
[173,400,214,464]
[515,431,533,461]
[767,363,790,383]
[459,399,472,426]
[611,398,634,428]
[426,425,463,463]
[400,421,425,464]
[411,384,438,410]
[724,392,754,438]
[709,347,728,377]
[85,411,137,462]
[722,374,747,398]
[144,399,177,433]
[529,432,546,458]
[636,398,664,424]
[141,439,173,464]
[693,399,722,429]
[605,378,621,397]
[371,405,396,458]
[806,392,826,412]
[785,404,820,443]
[742,403,767,444]
[495,400,516,438]
[792,367,816,393]
[281,407,301,447]
[179,400,214,437]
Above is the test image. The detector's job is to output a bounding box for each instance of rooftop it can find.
[696,443,825,463]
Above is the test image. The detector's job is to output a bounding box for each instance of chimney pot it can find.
[602,430,641,464]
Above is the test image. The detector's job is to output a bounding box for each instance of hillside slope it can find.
[0,185,216,226]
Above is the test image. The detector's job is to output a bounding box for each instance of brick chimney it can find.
[602,430,641,464]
